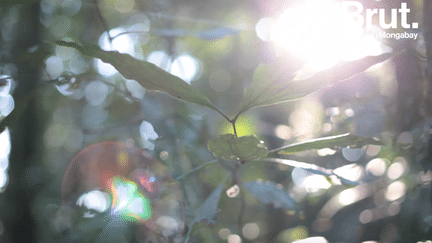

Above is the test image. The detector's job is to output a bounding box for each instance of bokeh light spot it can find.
[115,0,135,13]
[293,236,329,243]
[96,27,136,77]
[334,163,364,182]
[221,115,256,137]
[170,54,199,84]
[0,75,12,96]
[387,157,407,180]
[342,147,363,162]
[76,190,110,217]
[0,170,8,191]
[50,16,72,38]
[219,228,231,240]
[85,81,109,106]
[359,209,373,224]
[45,56,64,79]
[228,234,242,243]
[338,187,359,206]
[242,222,260,240]
[61,0,82,16]
[366,145,381,156]
[278,225,309,242]
[366,158,388,177]
[125,79,146,99]
[317,148,336,156]
[147,51,171,71]
[226,184,240,198]
[255,17,274,41]
[292,168,331,192]
[140,120,158,140]
[0,128,11,165]
[385,181,406,201]
[0,95,14,117]
[274,125,291,140]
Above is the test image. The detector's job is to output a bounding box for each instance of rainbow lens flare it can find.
[61,141,184,242]
[109,176,152,221]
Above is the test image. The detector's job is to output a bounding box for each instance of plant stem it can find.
[229,111,243,138]
[231,162,245,227]
[231,121,238,137]
[93,0,112,45]
[174,159,219,181]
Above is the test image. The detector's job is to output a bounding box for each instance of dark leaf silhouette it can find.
[244,180,295,210]
[54,41,222,113]
[184,180,226,242]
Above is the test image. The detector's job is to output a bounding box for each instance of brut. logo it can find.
[342,1,418,29]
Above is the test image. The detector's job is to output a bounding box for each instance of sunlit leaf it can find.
[208,134,268,161]
[244,180,295,210]
[259,158,359,185]
[184,180,226,242]
[274,133,383,154]
[233,135,268,161]
[240,51,404,112]
[54,41,221,113]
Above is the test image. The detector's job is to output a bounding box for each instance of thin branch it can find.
[232,162,246,227]
[229,111,243,137]
[175,159,219,181]
[267,145,290,153]
[231,121,238,137]
[111,31,149,40]
[93,0,112,45]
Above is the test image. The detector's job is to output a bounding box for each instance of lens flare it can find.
[61,141,184,242]
[109,176,152,221]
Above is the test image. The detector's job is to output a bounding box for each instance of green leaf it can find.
[208,134,268,161]
[208,134,236,160]
[244,180,295,210]
[184,180,226,242]
[274,133,383,154]
[54,41,221,113]
[240,51,404,112]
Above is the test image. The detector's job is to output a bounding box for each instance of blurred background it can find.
[0,0,431,242]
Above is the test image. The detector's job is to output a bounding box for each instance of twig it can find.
[232,162,246,227]
[175,159,219,181]
[111,31,149,40]
[93,0,112,45]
